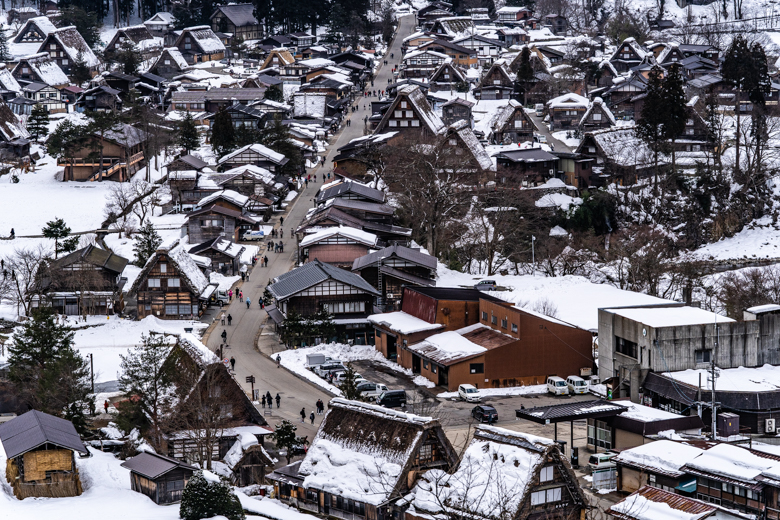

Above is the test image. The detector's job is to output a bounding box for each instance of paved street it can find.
[528,111,572,153]
[203,15,418,442]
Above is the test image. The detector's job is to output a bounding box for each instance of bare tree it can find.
[0,245,50,316]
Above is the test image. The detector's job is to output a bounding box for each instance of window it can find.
[167,278,181,288]
[62,59,68,66]
[184,43,191,50]
[418,444,433,463]
[593,113,602,121]
[531,488,562,505]
[449,138,457,145]
[405,111,413,118]
[148,278,161,288]
[540,466,554,482]
[209,385,222,398]
[695,349,712,364]
[514,120,523,128]
[511,323,518,333]
[432,365,437,374]
[401,101,407,108]
[389,120,397,127]
[470,363,484,374]
[159,263,167,273]
[423,360,429,369]
[587,419,612,449]
[322,301,366,314]
[491,315,497,325]
[50,44,56,50]
[481,311,488,321]
[400,120,408,127]
[615,336,637,359]
[501,318,507,329]
[167,480,185,491]
[165,59,171,65]
[493,79,501,85]
[165,303,179,315]
[394,110,402,118]
[376,329,382,337]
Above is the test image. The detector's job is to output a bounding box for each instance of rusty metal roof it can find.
[608,485,716,519]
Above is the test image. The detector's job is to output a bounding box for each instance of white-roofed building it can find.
[149,47,192,78]
[174,25,226,64]
[547,92,588,129]
[38,26,101,73]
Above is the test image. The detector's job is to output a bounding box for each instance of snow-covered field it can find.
[277,342,435,395]
[438,385,547,399]
[694,214,780,261]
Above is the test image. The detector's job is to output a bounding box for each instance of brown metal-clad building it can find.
[121,452,196,504]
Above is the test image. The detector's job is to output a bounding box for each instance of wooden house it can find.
[441,119,494,173]
[210,4,261,40]
[418,39,478,69]
[452,34,506,66]
[0,102,30,159]
[474,60,516,100]
[373,84,446,139]
[225,442,275,487]
[269,398,459,519]
[268,259,381,343]
[217,143,289,173]
[206,103,267,131]
[601,74,647,120]
[38,26,100,75]
[575,127,655,186]
[429,16,475,39]
[130,241,210,319]
[404,426,586,520]
[0,410,89,499]
[188,237,245,275]
[21,82,65,113]
[121,452,196,504]
[428,60,466,92]
[401,49,448,79]
[187,191,257,243]
[7,7,40,25]
[607,485,743,520]
[352,244,437,312]
[544,13,568,35]
[105,25,163,61]
[496,6,532,23]
[609,37,648,73]
[174,26,226,64]
[595,60,620,88]
[12,53,68,87]
[33,244,129,315]
[209,164,276,198]
[579,97,616,131]
[315,179,386,205]
[59,124,147,182]
[547,92,588,130]
[260,48,295,71]
[489,99,536,144]
[13,16,56,44]
[299,226,378,268]
[75,85,122,112]
[496,27,529,47]
[295,205,412,247]
[143,12,176,36]
[332,132,397,180]
[441,97,473,126]
[494,147,560,187]
[149,47,191,79]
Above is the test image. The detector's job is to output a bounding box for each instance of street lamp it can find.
[531,235,536,275]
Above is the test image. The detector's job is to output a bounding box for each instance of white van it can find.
[547,376,569,395]
[566,375,588,394]
[535,103,544,116]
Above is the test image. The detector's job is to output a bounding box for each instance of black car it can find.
[376,390,407,408]
[472,405,498,424]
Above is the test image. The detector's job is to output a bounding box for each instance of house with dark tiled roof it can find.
[488,99,536,144]
[121,452,197,505]
[474,59,516,100]
[210,3,261,40]
[428,60,467,92]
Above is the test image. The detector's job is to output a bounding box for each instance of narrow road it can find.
[205,15,418,441]
[527,111,572,153]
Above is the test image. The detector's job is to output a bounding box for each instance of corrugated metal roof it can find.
[608,485,716,520]
[379,265,435,287]
[315,181,386,204]
[352,244,437,271]
[121,451,196,479]
[269,259,380,300]
[0,409,88,459]
[515,399,626,424]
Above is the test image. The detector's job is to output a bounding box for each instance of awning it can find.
[266,304,284,324]
[200,285,216,300]
[676,479,697,493]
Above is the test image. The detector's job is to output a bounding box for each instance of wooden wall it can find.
[136,252,200,319]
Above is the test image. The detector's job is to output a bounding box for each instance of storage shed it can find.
[121,451,197,504]
[0,409,89,499]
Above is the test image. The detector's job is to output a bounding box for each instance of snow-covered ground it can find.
[694,214,780,261]
[437,384,546,399]
[277,342,435,395]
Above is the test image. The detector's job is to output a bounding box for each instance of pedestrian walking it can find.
[280,229,284,238]
[261,395,266,407]
[230,356,235,370]
[220,313,225,325]
[280,216,284,226]
[239,290,243,302]
[228,289,233,300]
[266,391,272,404]
[264,255,268,266]
[221,329,227,342]
[227,314,233,325]
[310,412,315,424]
[246,298,251,309]
[103,400,109,413]
[300,408,306,423]
[276,393,281,408]
[276,354,281,367]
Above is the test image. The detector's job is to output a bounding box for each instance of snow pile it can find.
[367,311,444,335]
[437,384,546,399]
[535,193,582,211]
[664,364,780,392]
[224,431,259,469]
[300,226,377,248]
[614,440,703,476]
[606,306,734,328]
[549,225,569,237]
[686,443,776,484]
[210,272,240,291]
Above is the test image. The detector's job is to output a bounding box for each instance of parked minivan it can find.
[547,376,569,395]
[458,384,481,403]
[315,363,346,377]
[376,390,407,408]
[535,103,544,116]
[566,375,588,394]
[588,453,617,472]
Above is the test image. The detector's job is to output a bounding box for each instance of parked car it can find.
[566,375,588,394]
[376,390,407,408]
[242,230,265,241]
[458,384,481,402]
[534,133,548,144]
[215,289,229,306]
[333,371,366,385]
[535,103,544,116]
[547,376,569,395]
[474,280,497,291]
[588,453,617,472]
[471,405,498,424]
[315,363,346,377]
[357,382,388,401]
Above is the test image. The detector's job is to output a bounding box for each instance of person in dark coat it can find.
[310,411,315,424]
[227,314,233,325]
[300,408,306,423]
[276,393,281,408]
[261,395,266,407]
[221,329,227,342]
[230,356,235,370]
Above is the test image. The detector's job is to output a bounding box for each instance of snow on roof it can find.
[614,440,704,477]
[47,26,100,67]
[664,364,780,393]
[299,226,377,248]
[166,242,210,295]
[196,189,249,209]
[224,431,259,469]
[408,330,486,364]
[606,306,734,328]
[145,11,176,24]
[449,120,493,170]
[611,37,648,62]
[684,443,776,484]
[580,97,616,126]
[746,304,780,314]
[159,47,190,70]
[181,26,226,54]
[219,164,275,183]
[612,401,687,422]
[535,193,582,211]
[16,52,68,86]
[397,85,445,134]
[179,332,219,366]
[299,57,335,69]
[547,92,588,109]
[404,49,448,61]
[14,16,57,43]
[218,143,287,166]
[293,91,327,118]
[610,493,711,520]
[367,311,445,335]
[524,177,577,190]
[582,125,657,168]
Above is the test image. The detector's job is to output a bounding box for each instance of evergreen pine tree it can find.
[661,63,687,174]
[211,107,236,158]
[116,39,142,75]
[178,112,201,154]
[338,363,363,400]
[514,46,534,105]
[8,310,92,432]
[271,419,307,464]
[28,104,50,141]
[133,222,163,266]
[635,65,666,185]
[42,217,75,258]
[264,85,284,103]
[180,471,246,520]
[71,52,92,85]
[260,115,303,175]
[0,28,11,62]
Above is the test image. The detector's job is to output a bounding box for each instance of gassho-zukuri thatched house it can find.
[267,398,459,520]
[0,409,89,499]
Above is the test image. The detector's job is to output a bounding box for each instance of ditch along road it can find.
[203,14,418,441]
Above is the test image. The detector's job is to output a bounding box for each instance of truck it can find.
[305,354,340,370]
[243,230,265,241]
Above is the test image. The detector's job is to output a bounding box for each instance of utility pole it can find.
[89,353,94,393]
[710,323,719,440]
[531,235,536,275]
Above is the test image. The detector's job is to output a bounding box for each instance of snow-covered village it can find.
[7,0,780,519]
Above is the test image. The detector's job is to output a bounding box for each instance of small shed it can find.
[0,409,89,499]
[121,451,197,504]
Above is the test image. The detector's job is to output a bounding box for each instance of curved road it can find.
[205,15,417,441]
